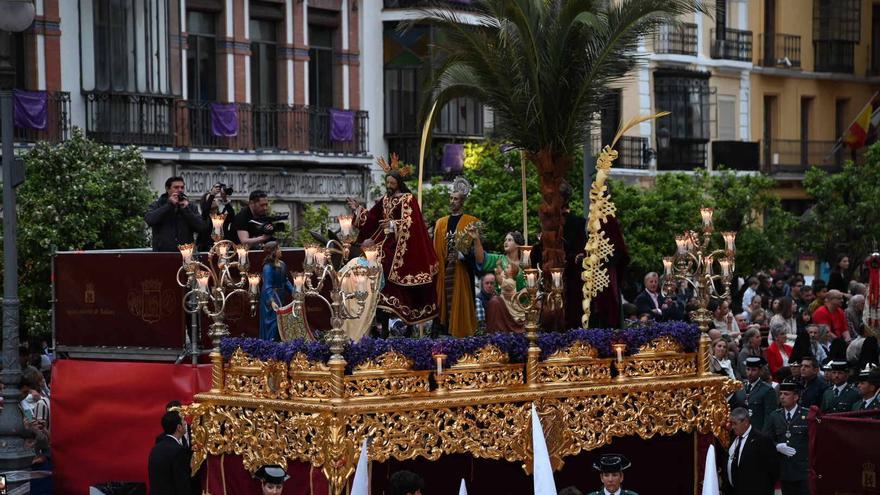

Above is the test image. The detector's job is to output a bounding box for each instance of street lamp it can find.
[0,0,37,472]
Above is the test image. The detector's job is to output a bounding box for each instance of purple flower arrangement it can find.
[219,321,699,374]
[620,320,700,353]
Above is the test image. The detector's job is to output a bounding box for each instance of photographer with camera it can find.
[232,190,287,249]
[197,182,236,251]
[145,176,209,252]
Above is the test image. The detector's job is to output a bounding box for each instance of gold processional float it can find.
[180,115,740,494]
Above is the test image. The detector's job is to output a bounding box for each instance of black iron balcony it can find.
[591,134,650,170]
[654,22,698,56]
[759,33,801,69]
[84,92,176,146]
[0,90,71,144]
[177,101,369,155]
[763,139,841,174]
[712,141,760,171]
[711,28,753,62]
[814,40,855,73]
[656,139,707,170]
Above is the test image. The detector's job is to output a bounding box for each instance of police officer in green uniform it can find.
[255,465,289,495]
[587,454,638,495]
[731,356,777,432]
[820,360,860,413]
[767,379,809,495]
[852,363,880,412]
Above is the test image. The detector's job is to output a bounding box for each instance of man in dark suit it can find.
[634,272,676,321]
[148,411,191,495]
[798,356,827,408]
[255,464,289,495]
[721,407,779,495]
[767,379,810,495]
[730,356,777,432]
[586,454,638,495]
[820,360,860,412]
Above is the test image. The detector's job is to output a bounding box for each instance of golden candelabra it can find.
[510,245,564,386]
[661,207,736,374]
[177,214,262,391]
[290,215,382,396]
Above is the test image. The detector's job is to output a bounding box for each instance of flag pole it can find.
[521,152,528,245]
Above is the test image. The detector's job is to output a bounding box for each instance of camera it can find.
[251,213,289,236]
[176,193,188,202]
[216,183,234,196]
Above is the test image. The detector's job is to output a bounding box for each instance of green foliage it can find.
[7,129,153,339]
[799,143,880,268]
[292,203,330,247]
[613,170,795,279]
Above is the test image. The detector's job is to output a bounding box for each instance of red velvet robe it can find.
[355,193,438,324]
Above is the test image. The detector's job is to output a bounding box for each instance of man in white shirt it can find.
[724,407,778,495]
[586,454,638,495]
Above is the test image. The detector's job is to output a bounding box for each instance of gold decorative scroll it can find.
[183,374,736,495]
[581,112,670,326]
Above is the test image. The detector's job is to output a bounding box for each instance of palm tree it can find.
[417,0,707,269]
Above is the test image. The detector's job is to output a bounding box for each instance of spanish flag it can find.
[842,91,880,150]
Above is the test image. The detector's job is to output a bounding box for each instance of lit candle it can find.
[520,246,532,267]
[195,271,210,292]
[210,213,225,237]
[674,235,687,255]
[178,243,194,265]
[304,245,318,265]
[662,256,673,275]
[722,231,737,253]
[363,246,378,265]
[314,249,326,267]
[355,269,368,293]
[685,233,695,252]
[293,272,305,292]
[217,243,228,258]
[435,354,444,375]
[550,268,563,289]
[613,343,626,363]
[338,215,353,236]
[700,207,714,228]
[524,269,538,289]
[235,245,248,266]
[247,273,261,295]
[719,258,731,277]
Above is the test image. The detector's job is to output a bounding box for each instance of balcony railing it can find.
[84,92,176,146]
[654,23,698,56]
[759,33,801,69]
[0,90,71,144]
[657,140,707,170]
[763,139,841,174]
[710,28,753,62]
[83,94,369,155]
[591,134,650,170]
[814,40,855,73]
[712,141,760,171]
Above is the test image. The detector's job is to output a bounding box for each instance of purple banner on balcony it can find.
[210,103,239,137]
[329,109,354,142]
[13,90,48,130]
[442,143,465,173]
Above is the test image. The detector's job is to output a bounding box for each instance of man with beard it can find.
[347,154,438,327]
[433,177,480,337]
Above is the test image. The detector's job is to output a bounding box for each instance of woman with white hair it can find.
[765,322,793,375]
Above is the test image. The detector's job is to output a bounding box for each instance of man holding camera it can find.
[233,190,285,249]
[145,176,208,252]
[197,183,236,251]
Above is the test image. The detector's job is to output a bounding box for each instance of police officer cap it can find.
[744,356,767,368]
[823,360,848,372]
[255,465,290,484]
[778,378,800,393]
[858,363,880,386]
[592,454,631,473]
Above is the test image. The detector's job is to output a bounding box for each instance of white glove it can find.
[776,443,796,457]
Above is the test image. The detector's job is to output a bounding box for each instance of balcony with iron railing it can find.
[763,139,843,175]
[591,134,650,170]
[83,92,369,155]
[758,33,801,69]
[653,23,698,56]
[710,28,752,62]
[0,90,71,145]
[814,40,855,73]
